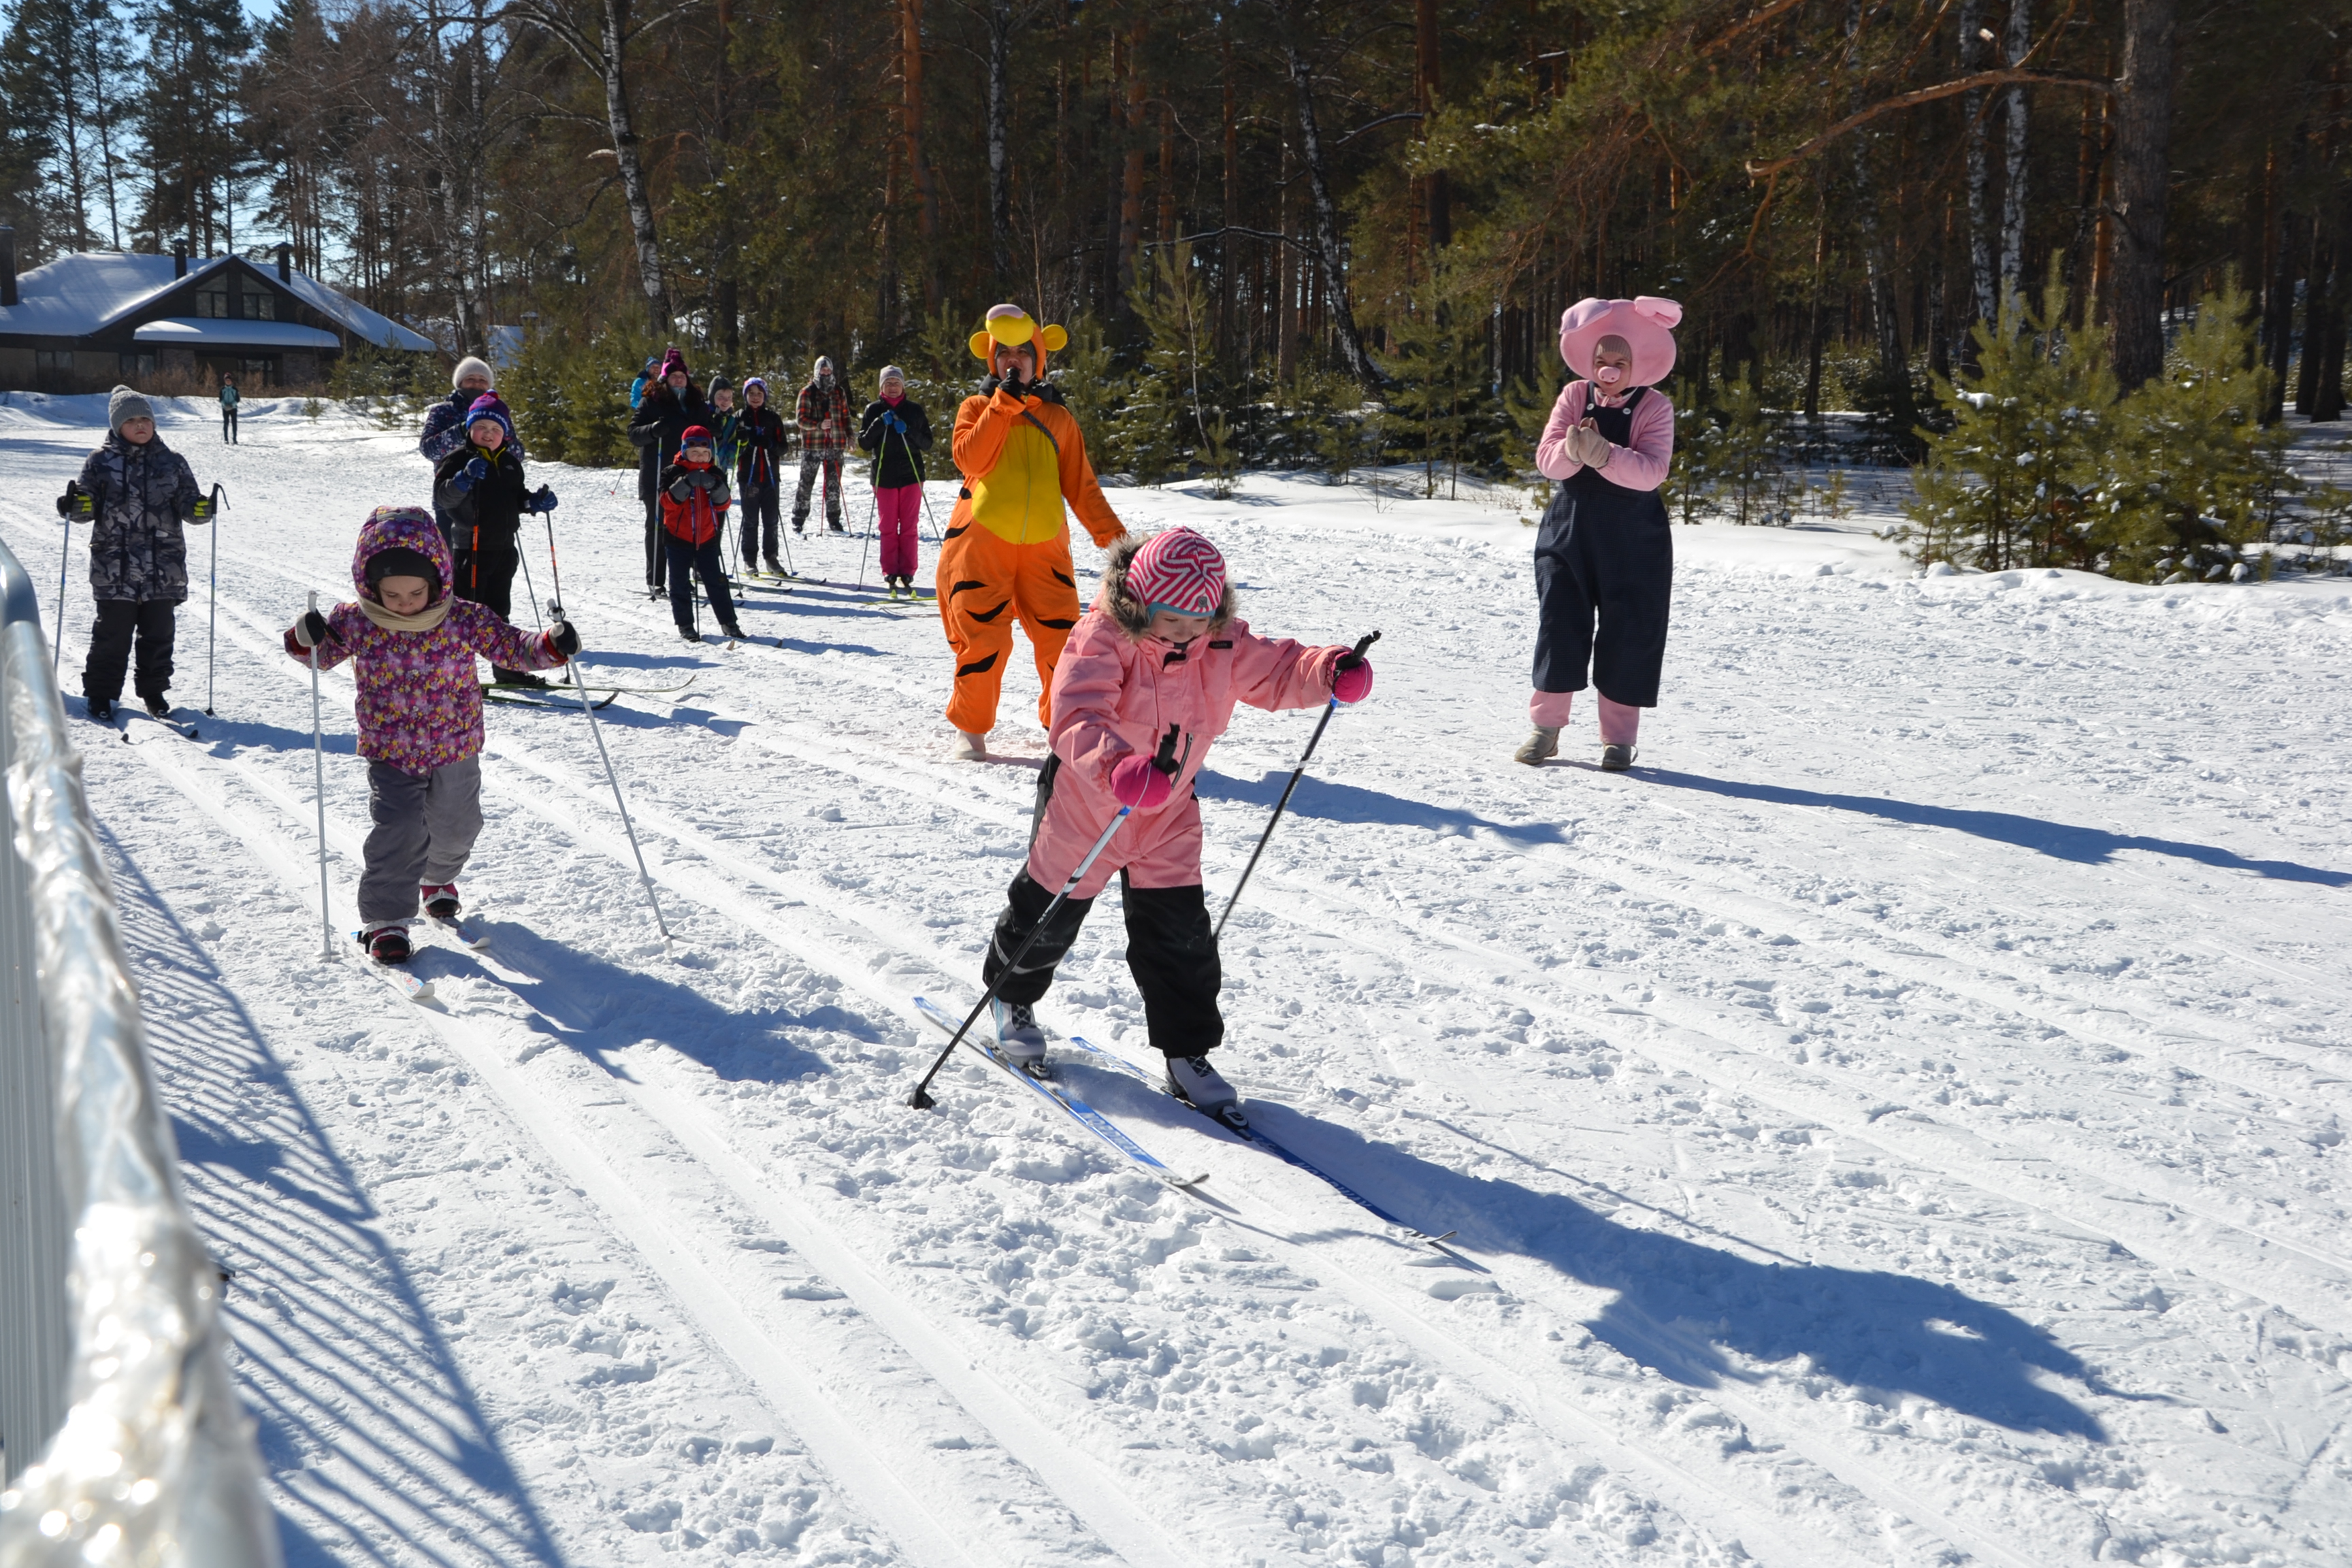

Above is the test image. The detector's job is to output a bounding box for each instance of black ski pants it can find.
[665,534,739,634]
[981,757,1224,1057]
[740,481,781,567]
[82,598,176,705]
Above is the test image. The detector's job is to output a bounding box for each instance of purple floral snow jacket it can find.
[286,506,563,775]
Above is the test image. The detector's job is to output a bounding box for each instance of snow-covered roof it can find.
[0,251,436,352]
[133,317,343,350]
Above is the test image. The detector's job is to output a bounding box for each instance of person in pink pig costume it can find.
[975,526,1373,1119]
[1518,295,1682,771]
[284,504,578,966]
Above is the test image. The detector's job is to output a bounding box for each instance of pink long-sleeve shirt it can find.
[1535,381,1675,491]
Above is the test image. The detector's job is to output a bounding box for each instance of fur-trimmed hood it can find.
[1098,529,1235,638]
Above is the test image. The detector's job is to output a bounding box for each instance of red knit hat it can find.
[1125,528,1226,616]
[681,425,714,447]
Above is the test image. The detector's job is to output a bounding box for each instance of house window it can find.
[240,291,276,321]
[238,356,274,388]
[35,349,70,370]
[119,352,156,378]
[194,284,229,318]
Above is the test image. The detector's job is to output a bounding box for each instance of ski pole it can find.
[517,547,544,634]
[1214,632,1380,941]
[908,723,1179,1110]
[204,483,226,714]
[551,598,674,949]
[542,512,564,606]
[306,591,335,960]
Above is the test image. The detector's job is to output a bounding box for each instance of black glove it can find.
[189,495,214,523]
[293,610,330,648]
[549,619,580,656]
[710,482,731,507]
[687,469,715,491]
[56,483,91,521]
[667,476,693,501]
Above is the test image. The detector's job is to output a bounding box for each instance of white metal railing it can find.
[0,534,278,1567]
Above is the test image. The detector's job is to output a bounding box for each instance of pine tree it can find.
[134,0,250,254]
[2088,280,2296,583]
[1903,273,2115,570]
[1101,246,1222,487]
[1375,256,1498,500]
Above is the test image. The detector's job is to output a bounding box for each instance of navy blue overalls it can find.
[1531,385,1673,708]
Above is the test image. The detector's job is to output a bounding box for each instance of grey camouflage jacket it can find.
[76,432,203,604]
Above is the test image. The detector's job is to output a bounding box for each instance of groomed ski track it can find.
[5,395,2349,1567]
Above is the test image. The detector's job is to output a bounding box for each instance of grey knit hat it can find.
[878,364,906,391]
[108,385,153,433]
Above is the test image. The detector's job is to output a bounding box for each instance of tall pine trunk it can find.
[1959,0,1993,358]
[2109,0,2175,389]
[1999,0,2031,299]
[902,0,938,309]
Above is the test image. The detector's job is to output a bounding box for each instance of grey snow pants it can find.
[359,755,483,923]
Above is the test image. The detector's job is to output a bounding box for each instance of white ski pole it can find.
[51,496,73,676]
[306,591,335,960]
[551,599,673,948]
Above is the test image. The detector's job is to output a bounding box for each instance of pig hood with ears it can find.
[1558,296,1683,387]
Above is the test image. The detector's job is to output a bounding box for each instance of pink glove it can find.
[1330,655,1374,705]
[1109,753,1174,810]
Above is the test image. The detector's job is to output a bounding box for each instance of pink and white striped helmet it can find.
[1124,528,1227,617]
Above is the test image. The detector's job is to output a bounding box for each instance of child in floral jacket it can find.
[285,505,577,964]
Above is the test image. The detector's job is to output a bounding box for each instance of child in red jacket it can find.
[659,425,745,644]
[977,527,1372,1122]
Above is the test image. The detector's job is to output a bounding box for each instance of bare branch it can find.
[1744,68,2114,180]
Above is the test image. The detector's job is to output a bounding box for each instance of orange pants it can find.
[937,526,1082,734]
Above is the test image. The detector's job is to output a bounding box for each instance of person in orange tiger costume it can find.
[937,304,1128,761]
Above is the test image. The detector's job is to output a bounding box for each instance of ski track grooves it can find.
[116,715,1190,1568]
[156,571,2352,1561]
[108,591,1900,1566]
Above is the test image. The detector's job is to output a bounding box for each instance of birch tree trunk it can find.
[986,0,1011,283]
[1959,0,1994,353]
[1999,0,2031,301]
[2109,0,2175,389]
[595,0,671,333]
[1284,31,1380,387]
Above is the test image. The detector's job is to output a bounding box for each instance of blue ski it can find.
[913,997,1209,1190]
[1062,1034,1454,1250]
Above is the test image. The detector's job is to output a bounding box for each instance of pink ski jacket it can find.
[1031,599,1348,899]
[286,506,564,775]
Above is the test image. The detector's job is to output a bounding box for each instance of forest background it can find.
[3,0,2349,580]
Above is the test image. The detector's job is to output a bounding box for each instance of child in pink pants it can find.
[858,365,934,598]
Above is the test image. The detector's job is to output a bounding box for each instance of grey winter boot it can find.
[1513,726,1561,766]
[992,998,1048,1068]
[1600,743,1636,772]
[1166,1054,1239,1117]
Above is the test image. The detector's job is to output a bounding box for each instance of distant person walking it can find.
[794,355,853,534]
[1518,295,1682,772]
[218,375,240,444]
[858,365,932,599]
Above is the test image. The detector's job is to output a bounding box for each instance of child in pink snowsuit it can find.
[284,505,576,964]
[1523,295,1682,771]
[978,527,1373,1117]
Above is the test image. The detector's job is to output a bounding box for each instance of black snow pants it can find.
[980,757,1224,1058]
[83,598,177,704]
[1531,388,1673,708]
[740,480,781,567]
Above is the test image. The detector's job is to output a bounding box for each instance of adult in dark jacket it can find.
[629,348,710,594]
[419,355,495,540]
[734,376,789,574]
[62,386,212,719]
[857,365,932,597]
[433,393,557,685]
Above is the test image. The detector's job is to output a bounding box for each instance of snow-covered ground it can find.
[5,391,2350,1568]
